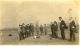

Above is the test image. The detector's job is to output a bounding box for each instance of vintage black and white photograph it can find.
[0,0,79,45]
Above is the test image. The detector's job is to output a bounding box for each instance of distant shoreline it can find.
[0,28,18,31]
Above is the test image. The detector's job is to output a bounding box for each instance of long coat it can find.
[69,21,76,32]
[60,20,67,39]
[60,20,67,30]
[69,20,76,41]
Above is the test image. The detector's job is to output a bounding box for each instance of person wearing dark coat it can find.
[40,24,44,35]
[29,23,34,36]
[59,17,67,40]
[53,21,58,38]
[25,24,30,37]
[18,25,23,40]
[51,22,54,38]
[19,23,25,40]
[31,24,34,36]
[69,20,76,41]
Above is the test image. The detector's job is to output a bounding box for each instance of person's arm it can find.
[74,23,76,32]
[63,20,68,29]
[56,23,58,30]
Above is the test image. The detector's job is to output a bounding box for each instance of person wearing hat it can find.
[40,24,44,35]
[53,21,58,38]
[29,23,34,36]
[51,22,55,38]
[59,17,67,40]
[69,17,76,41]
[44,24,48,35]
[18,24,25,40]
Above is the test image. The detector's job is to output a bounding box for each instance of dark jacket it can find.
[29,25,34,32]
[40,26,43,32]
[51,24,54,31]
[69,21,76,32]
[60,20,67,30]
[53,23,58,31]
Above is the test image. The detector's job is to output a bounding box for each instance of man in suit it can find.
[59,17,67,40]
[69,19,76,41]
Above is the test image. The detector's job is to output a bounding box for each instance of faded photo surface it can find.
[0,0,79,45]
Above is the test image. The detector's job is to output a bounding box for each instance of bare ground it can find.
[0,29,79,45]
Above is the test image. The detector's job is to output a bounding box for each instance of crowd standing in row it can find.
[18,17,78,41]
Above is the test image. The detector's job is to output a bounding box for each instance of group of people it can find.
[51,17,77,41]
[18,22,48,40]
[18,23,34,40]
[18,17,78,41]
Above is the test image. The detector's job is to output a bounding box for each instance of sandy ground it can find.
[0,29,79,45]
[0,32,2,44]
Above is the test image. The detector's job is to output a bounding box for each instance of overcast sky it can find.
[0,0,79,29]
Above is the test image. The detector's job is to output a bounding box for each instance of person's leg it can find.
[46,30,47,35]
[61,30,65,40]
[61,31,63,39]
[29,31,31,36]
[52,31,54,38]
[63,31,65,40]
[73,32,75,41]
[26,31,28,38]
[70,32,72,41]
[31,31,32,36]
[45,31,46,35]
[25,32,26,38]
[23,33,25,39]
[53,31,56,38]
[41,31,43,35]
[19,32,21,40]
[40,31,42,35]
[28,32,30,37]
[21,32,23,40]
[45,30,47,35]
[55,31,58,38]
[56,31,58,38]
[32,32,34,36]
[37,31,39,36]
[27,32,29,37]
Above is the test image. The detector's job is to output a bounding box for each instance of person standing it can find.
[35,22,40,36]
[51,22,55,38]
[18,25,22,40]
[40,24,43,35]
[21,23,26,39]
[53,21,58,38]
[29,23,34,36]
[25,24,30,37]
[44,24,47,35]
[18,23,25,40]
[69,19,76,41]
[59,17,67,40]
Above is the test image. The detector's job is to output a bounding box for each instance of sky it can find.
[0,0,79,29]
